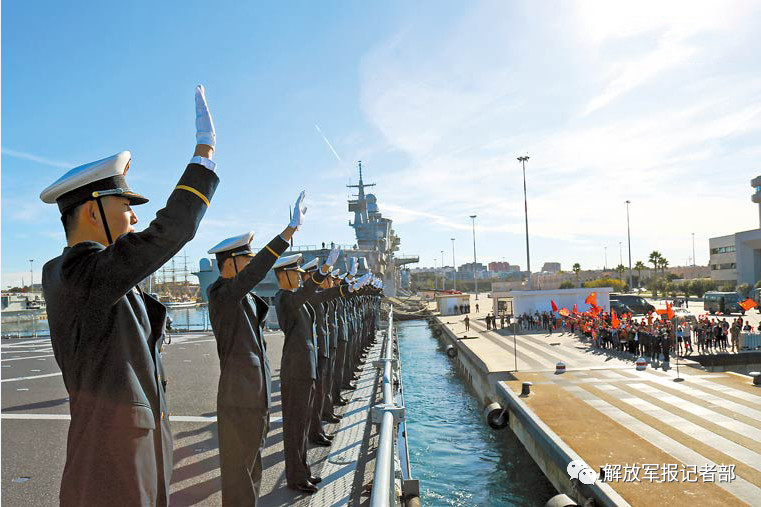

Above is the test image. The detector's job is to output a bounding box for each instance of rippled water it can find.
[397,320,557,506]
[2,305,210,338]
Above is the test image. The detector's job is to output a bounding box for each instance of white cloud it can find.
[357,1,761,269]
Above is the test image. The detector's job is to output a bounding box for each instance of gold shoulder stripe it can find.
[175,185,209,206]
[265,245,280,258]
[311,273,321,285]
[339,286,345,297]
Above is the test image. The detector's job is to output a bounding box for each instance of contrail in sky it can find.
[314,124,342,162]
[2,147,72,168]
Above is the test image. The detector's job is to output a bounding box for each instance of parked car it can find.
[609,293,656,315]
[672,308,697,323]
[703,291,744,315]
[610,300,634,315]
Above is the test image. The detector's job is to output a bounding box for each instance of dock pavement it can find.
[1,331,383,506]
[438,295,761,506]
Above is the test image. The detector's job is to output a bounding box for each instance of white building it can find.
[706,175,761,288]
[709,229,761,286]
[490,287,613,316]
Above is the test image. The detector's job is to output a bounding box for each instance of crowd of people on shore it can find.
[512,309,752,359]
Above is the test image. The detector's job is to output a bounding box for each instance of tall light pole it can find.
[29,259,34,292]
[434,258,438,292]
[625,200,633,292]
[470,215,479,299]
[441,250,445,291]
[619,242,623,266]
[451,238,457,291]
[604,246,608,270]
[692,233,696,267]
[518,155,531,289]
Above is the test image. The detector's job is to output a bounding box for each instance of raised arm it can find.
[89,85,219,305]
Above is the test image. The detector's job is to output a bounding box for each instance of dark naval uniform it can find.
[333,288,351,404]
[306,285,345,438]
[207,236,289,506]
[43,163,218,506]
[275,268,329,486]
[322,297,340,417]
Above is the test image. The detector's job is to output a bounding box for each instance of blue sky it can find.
[3,1,761,288]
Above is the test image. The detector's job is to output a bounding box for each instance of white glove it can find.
[357,273,372,287]
[289,191,307,229]
[195,85,216,148]
[349,258,358,276]
[325,245,340,267]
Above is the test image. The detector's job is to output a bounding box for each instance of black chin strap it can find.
[94,197,113,245]
[233,257,239,274]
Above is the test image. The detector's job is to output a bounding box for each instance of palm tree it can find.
[615,264,626,282]
[572,263,581,287]
[648,251,662,274]
[658,257,669,277]
[634,261,647,287]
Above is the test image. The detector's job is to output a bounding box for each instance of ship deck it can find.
[1,331,384,506]
[437,297,761,506]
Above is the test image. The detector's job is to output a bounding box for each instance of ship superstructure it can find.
[193,162,418,326]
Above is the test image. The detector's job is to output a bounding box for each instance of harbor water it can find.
[397,319,556,506]
[1,305,211,338]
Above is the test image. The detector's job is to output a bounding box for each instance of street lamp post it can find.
[692,233,696,267]
[604,246,608,270]
[470,215,478,300]
[451,238,457,291]
[441,250,445,291]
[29,259,34,292]
[434,258,438,292]
[625,200,633,292]
[517,155,531,289]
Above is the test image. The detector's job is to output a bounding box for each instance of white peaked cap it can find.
[208,231,255,256]
[40,151,148,212]
[302,257,319,272]
[273,253,304,271]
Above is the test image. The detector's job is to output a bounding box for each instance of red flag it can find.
[591,304,601,317]
[739,298,758,311]
[655,308,667,316]
[611,309,620,329]
[584,292,597,306]
[572,304,578,314]
[666,301,675,320]
[551,300,558,312]
[559,308,570,317]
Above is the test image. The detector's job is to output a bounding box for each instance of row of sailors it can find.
[207,232,382,501]
[38,85,382,506]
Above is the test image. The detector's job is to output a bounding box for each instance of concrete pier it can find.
[433,296,761,506]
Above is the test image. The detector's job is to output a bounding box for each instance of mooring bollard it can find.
[520,381,533,397]
[555,361,566,374]
[750,371,761,386]
[445,345,457,358]
[636,357,647,371]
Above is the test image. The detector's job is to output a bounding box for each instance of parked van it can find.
[609,293,655,315]
[703,291,744,315]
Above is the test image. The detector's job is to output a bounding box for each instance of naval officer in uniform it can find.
[301,259,354,446]
[274,246,339,493]
[40,85,218,506]
[206,191,306,506]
